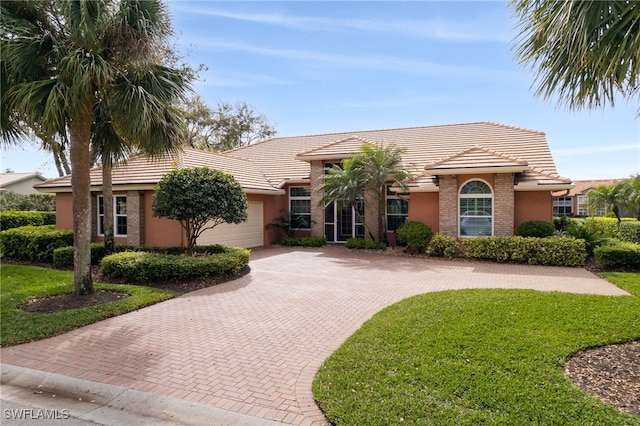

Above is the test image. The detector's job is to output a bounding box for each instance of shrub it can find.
[52,243,136,268]
[101,246,250,282]
[462,236,586,267]
[619,221,640,244]
[426,233,460,258]
[52,243,228,268]
[346,238,387,250]
[585,217,620,238]
[0,211,56,231]
[281,236,327,247]
[566,221,607,256]
[0,192,55,211]
[516,220,555,238]
[594,242,640,270]
[396,221,433,253]
[0,225,73,262]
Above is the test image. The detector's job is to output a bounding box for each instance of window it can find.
[553,196,572,216]
[386,185,408,231]
[459,180,492,237]
[98,195,127,236]
[289,186,311,229]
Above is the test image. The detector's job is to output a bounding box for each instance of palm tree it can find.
[511,0,640,113]
[357,143,410,241]
[1,0,191,296]
[317,158,375,241]
[587,182,630,223]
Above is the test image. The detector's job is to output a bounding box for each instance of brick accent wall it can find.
[493,173,514,236]
[364,187,379,241]
[439,175,458,237]
[309,161,325,238]
[126,190,143,246]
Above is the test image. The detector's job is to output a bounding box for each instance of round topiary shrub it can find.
[396,221,433,253]
[516,220,555,238]
[426,233,460,258]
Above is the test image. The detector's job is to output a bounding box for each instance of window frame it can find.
[289,186,311,230]
[386,184,409,232]
[97,195,128,237]
[458,179,493,238]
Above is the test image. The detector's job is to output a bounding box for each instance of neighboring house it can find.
[36,122,573,248]
[552,179,617,217]
[0,172,47,194]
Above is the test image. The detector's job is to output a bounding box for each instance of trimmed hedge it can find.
[346,238,387,250]
[462,236,586,267]
[426,233,460,258]
[396,221,433,253]
[516,220,555,238]
[0,225,73,262]
[594,241,640,270]
[52,243,137,268]
[100,246,250,282]
[0,211,56,231]
[52,243,230,268]
[282,236,327,247]
[619,221,640,244]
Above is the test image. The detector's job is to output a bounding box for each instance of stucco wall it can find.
[407,192,439,233]
[514,191,553,228]
[143,190,184,247]
[55,193,74,230]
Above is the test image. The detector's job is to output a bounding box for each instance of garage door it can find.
[197,200,264,248]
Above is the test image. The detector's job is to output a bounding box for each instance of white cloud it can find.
[183,37,512,79]
[171,5,510,43]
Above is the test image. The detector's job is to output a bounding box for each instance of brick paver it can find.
[0,246,629,425]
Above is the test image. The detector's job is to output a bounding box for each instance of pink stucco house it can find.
[36,122,573,248]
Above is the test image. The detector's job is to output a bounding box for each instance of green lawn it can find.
[313,273,640,425]
[1,265,177,346]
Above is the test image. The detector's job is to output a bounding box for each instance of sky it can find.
[2,0,639,181]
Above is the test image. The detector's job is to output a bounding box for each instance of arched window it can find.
[459,180,492,237]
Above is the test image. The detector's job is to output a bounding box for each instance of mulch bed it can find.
[564,340,640,416]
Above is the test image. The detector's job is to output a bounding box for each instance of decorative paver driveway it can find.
[0,246,628,425]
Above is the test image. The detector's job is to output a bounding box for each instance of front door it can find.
[324,201,365,242]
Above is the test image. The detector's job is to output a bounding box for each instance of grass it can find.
[1,264,177,347]
[313,273,640,425]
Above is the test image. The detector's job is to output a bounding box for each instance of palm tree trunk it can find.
[69,113,94,296]
[53,150,65,177]
[351,201,376,241]
[102,159,115,255]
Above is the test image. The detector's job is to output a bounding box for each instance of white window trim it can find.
[289,186,311,230]
[98,195,127,237]
[458,179,493,238]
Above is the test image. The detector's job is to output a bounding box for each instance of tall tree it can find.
[1,0,191,295]
[184,99,277,151]
[511,0,640,112]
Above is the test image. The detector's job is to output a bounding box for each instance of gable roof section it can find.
[0,172,46,189]
[295,136,372,161]
[229,122,571,191]
[36,148,282,194]
[424,146,530,175]
[568,179,618,197]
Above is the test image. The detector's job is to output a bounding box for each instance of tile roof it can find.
[0,172,46,187]
[36,122,572,193]
[424,146,530,174]
[35,148,282,194]
[230,121,571,190]
[566,179,619,196]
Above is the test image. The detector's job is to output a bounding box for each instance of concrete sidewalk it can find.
[0,246,629,425]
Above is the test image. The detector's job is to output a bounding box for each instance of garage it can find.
[197,200,264,248]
